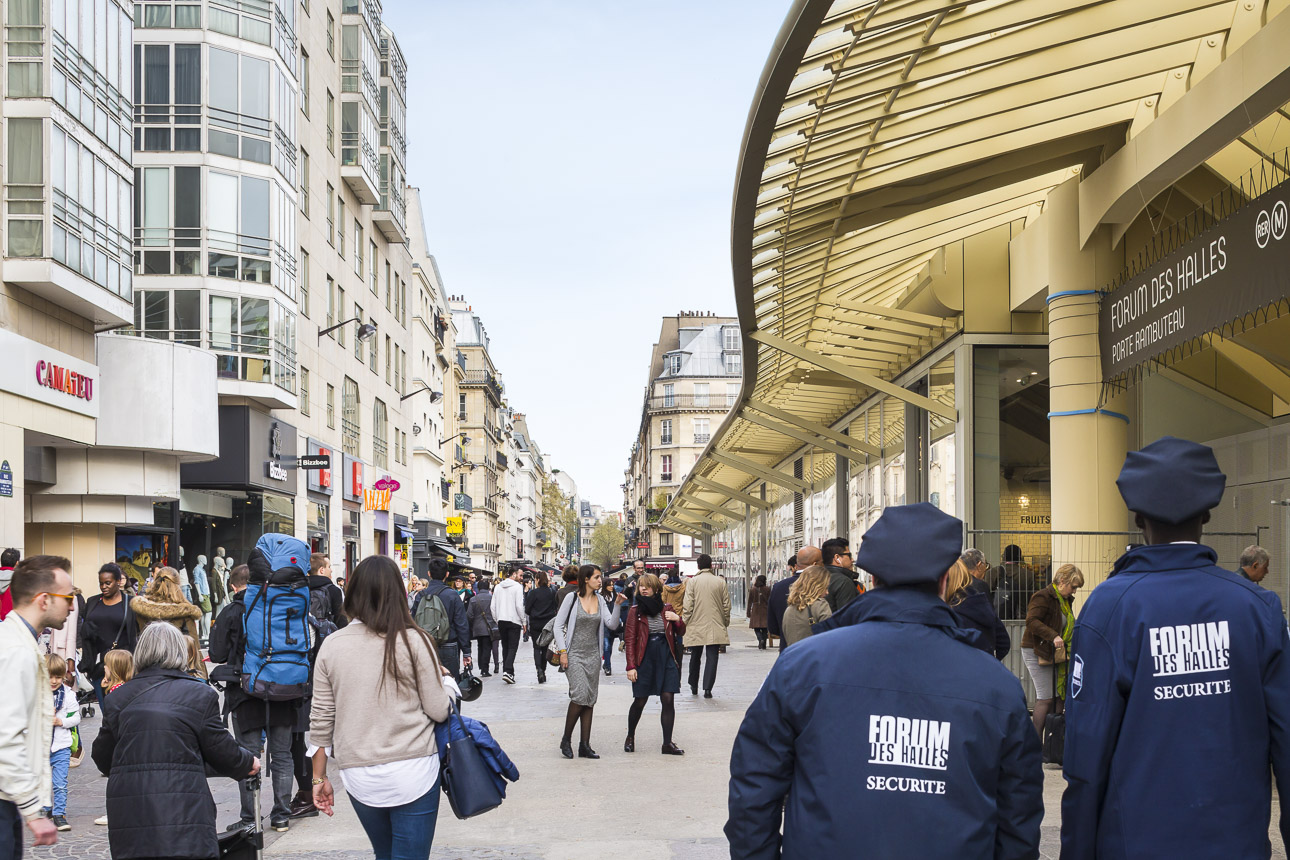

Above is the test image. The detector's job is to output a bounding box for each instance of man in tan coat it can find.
[682,554,731,699]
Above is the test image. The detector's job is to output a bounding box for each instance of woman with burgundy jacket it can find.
[623,574,686,755]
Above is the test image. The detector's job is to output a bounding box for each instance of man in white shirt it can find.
[491,566,527,684]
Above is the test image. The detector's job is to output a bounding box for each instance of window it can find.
[337,286,345,345]
[325,89,335,152]
[727,383,738,407]
[325,275,335,330]
[337,196,345,255]
[384,261,391,309]
[659,532,673,556]
[299,248,309,317]
[661,454,673,483]
[326,383,335,428]
[662,383,675,408]
[694,418,710,444]
[326,10,334,57]
[694,383,709,407]
[666,353,682,375]
[300,367,310,415]
[299,148,309,214]
[373,399,388,468]
[400,348,406,392]
[206,48,270,163]
[400,279,407,327]
[369,322,378,372]
[205,172,271,283]
[7,117,42,257]
[325,182,334,244]
[342,376,359,455]
[354,220,363,275]
[369,240,378,295]
[354,304,363,359]
[660,419,672,445]
[459,393,466,420]
[723,326,740,351]
[725,352,741,375]
[299,49,309,117]
[385,335,391,384]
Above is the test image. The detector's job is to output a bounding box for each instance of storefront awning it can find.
[397,525,415,541]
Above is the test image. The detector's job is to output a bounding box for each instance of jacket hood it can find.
[831,588,983,649]
[131,594,202,622]
[826,564,858,580]
[306,574,334,589]
[1109,543,1220,578]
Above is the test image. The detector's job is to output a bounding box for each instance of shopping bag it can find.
[438,701,504,819]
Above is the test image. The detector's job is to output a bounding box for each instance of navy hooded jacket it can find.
[1061,543,1290,860]
[726,588,1043,860]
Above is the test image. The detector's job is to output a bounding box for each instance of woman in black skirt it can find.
[623,574,686,755]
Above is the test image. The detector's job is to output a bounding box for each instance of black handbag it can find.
[439,701,503,820]
[1042,665,1065,765]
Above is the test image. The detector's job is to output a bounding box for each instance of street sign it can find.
[296,454,331,470]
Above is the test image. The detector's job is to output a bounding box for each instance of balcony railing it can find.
[647,394,731,411]
[455,350,467,372]
[693,433,711,444]
[115,326,295,394]
[462,369,503,402]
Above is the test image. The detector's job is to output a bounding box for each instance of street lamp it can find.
[317,317,377,342]
[440,432,470,447]
[400,384,442,403]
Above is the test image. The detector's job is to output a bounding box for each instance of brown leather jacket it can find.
[624,604,685,672]
[1020,586,1067,662]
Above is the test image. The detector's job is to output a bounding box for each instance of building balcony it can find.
[4,257,132,328]
[340,142,381,205]
[373,172,406,243]
[647,394,735,413]
[462,370,503,404]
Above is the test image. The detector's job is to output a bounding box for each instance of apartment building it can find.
[124,0,419,577]
[0,0,220,588]
[449,296,506,572]
[624,312,740,559]
[507,412,545,563]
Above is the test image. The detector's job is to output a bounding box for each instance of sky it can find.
[383,0,791,510]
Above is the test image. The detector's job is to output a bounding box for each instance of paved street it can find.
[26,623,1289,859]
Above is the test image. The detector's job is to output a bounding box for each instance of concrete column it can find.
[0,422,23,555]
[1046,178,1129,595]
[835,453,849,541]
[759,483,768,578]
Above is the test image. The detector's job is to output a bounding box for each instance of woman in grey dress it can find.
[552,564,625,759]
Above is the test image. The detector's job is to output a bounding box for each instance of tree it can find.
[540,476,578,558]
[588,519,627,572]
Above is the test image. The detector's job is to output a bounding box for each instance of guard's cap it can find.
[1116,436,1226,524]
[856,502,962,586]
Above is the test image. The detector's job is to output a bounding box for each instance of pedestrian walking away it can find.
[0,548,19,621]
[747,575,771,649]
[552,564,625,759]
[726,503,1042,859]
[208,563,302,833]
[945,559,1010,660]
[779,565,832,648]
[623,574,685,755]
[0,555,75,855]
[1062,437,1290,859]
[467,579,498,677]
[492,565,527,683]
[766,552,805,652]
[681,554,730,698]
[310,554,453,860]
[1239,544,1271,584]
[411,557,471,680]
[523,571,558,684]
[130,567,206,677]
[92,621,260,860]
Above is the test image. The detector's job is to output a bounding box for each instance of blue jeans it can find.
[348,779,441,860]
[602,630,614,669]
[50,747,71,817]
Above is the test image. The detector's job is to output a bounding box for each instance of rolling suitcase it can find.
[218,775,263,860]
[1042,664,1065,766]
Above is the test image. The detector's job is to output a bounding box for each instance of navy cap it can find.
[1116,436,1226,524]
[856,502,963,586]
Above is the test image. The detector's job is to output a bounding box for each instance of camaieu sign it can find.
[1099,184,1290,380]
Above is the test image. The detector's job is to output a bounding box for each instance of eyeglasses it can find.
[41,592,74,602]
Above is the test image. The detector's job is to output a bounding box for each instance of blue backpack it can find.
[241,534,312,700]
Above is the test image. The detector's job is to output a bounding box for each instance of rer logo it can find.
[1256,200,1288,249]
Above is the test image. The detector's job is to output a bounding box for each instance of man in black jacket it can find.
[208,564,300,833]
[766,553,800,652]
[822,538,860,612]
[411,557,471,679]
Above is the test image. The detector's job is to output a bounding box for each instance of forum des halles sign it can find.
[1099,182,1290,381]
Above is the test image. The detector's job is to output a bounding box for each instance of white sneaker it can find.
[94,815,108,826]
[503,673,515,684]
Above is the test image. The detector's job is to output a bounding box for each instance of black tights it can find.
[562,702,594,745]
[626,693,675,744]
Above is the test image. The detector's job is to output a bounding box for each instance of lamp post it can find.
[400,384,442,403]
[317,317,377,342]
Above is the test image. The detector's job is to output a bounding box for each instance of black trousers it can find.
[0,800,21,860]
[687,644,720,693]
[532,639,549,675]
[498,621,523,676]
[474,635,493,672]
[440,642,461,680]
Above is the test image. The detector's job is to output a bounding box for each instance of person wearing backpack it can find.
[411,557,471,680]
[208,563,302,834]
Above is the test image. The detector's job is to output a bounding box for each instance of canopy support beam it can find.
[708,450,812,493]
[689,475,774,510]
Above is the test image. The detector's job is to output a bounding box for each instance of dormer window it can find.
[725,352,742,375]
[666,353,682,375]
[722,326,740,351]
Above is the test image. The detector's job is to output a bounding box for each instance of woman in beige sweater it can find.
[310,555,451,858]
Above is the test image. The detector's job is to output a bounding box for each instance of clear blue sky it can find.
[384,0,790,509]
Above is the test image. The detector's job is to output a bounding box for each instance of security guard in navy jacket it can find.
[1061,437,1290,859]
[726,503,1043,860]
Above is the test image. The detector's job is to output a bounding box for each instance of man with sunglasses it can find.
[0,554,75,856]
[821,538,861,613]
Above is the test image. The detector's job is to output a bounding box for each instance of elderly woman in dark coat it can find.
[92,622,258,860]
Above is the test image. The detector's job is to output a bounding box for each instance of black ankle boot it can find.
[577,742,600,759]
[624,736,635,753]
[560,739,574,759]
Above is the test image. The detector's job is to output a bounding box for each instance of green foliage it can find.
[589,518,627,571]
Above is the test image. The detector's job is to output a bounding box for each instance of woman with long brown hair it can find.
[552,564,625,759]
[310,555,452,858]
[130,567,205,677]
[780,565,833,646]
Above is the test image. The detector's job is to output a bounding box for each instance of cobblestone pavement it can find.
[22,622,1289,859]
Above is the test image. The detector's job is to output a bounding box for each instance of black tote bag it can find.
[439,701,504,820]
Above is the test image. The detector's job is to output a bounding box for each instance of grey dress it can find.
[566,599,603,706]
